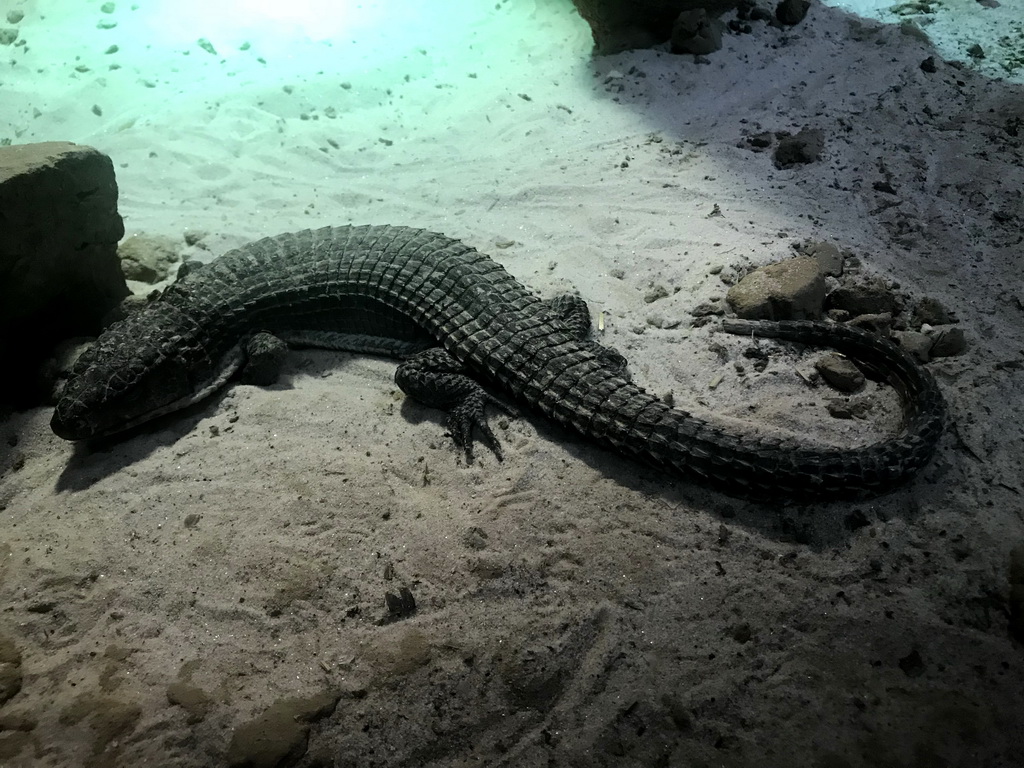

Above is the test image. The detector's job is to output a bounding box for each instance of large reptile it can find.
[52,224,946,500]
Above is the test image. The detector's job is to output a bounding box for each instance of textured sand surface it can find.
[1,1,1023,766]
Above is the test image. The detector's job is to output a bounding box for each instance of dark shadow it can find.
[54,384,248,493]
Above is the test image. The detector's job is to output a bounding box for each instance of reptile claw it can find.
[448,391,509,462]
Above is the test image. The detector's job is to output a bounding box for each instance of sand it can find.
[1,0,1023,765]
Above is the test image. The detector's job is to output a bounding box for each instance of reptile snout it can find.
[51,404,90,441]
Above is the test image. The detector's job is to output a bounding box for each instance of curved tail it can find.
[618,317,946,499]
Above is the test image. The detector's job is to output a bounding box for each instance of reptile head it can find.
[51,305,225,440]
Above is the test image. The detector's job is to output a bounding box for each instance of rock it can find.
[827,277,896,316]
[848,312,893,337]
[912,296,952,326]
[183,229,208,247]
[796,240,844,277]
[894,330,933,363]
[569,0,739,54]
[726,256,825,320]
[166,682,213,724]
[0,142,128,405]
[670,9,723,54]
[644,284,670,303]
[927,326,966,357]
[227,692,339,768]
[815,354,865,393]
[746,132,773,150]
[647,313,682,329]
[775,0,811,25]
[690,300,724,318]
[773,128,824,169]
[827,398,873,420]
[118,233,181,283]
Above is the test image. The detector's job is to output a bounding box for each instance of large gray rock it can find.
[670,8,724,54]
[570,0,738,54]
[726,256,826,320]
[0,142,128,405]
[827,276,897,316]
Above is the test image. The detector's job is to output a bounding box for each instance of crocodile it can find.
[51,224,947,500]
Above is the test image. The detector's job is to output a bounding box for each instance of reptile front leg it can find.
[395,348,514,461]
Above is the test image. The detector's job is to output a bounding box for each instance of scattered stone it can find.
[647,313,682,329]
[927,326,966,357]
[0,28,18,45]
[227,692,339,768]
[912,296,952,326]
[690,300,724,318]
[920,55,937,72]
[737,343,768,372]
[644,284,670,303]
[827,398,873,420]
[894,330,933,363]
[166,681,212,724]
[827,277,896,316]
[746,132,774,150]
[6,11,24,24]
[815,354,865,393]
[183,229,208,247]
[197,38,217,56]
[967,43,985,59]
[118,233,181,283]
[101,2,116,12]
[796,240,844,277]
[726,256,825,320]
[670,9,723,55]
[774,128,824,169]
[848,312,893,337]
[775,0,811,25]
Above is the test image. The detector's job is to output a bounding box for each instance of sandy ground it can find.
[1,0,1024,766]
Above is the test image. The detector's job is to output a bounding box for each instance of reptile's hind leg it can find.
[547,294,630,378]
[395,348,514,461]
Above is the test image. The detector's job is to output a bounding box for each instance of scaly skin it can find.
[52,224,946,500]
